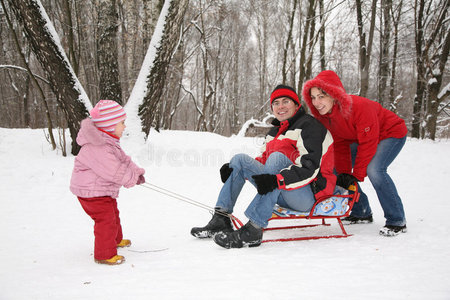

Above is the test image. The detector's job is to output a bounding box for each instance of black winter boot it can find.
[213,221,263,249]
[342,214,373,224]
[190,211,234,238]
[379,224,407,236]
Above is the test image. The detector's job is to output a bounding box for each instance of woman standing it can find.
[302,70,408,236]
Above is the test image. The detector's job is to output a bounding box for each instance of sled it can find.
[232,185,360,243]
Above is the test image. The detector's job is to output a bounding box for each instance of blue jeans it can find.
[350,136,406,226]
[215,152,316,228]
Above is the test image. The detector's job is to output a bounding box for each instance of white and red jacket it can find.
[255,106,336,199]
[302,70,407,181]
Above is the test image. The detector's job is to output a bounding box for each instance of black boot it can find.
[190,211,234,238]
[342,214,373,224]
[213,221,263,249]
[379,224,407,236]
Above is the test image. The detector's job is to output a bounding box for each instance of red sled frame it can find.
[231,185,360,243]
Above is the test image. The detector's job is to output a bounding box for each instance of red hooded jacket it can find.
[302,70,407,181]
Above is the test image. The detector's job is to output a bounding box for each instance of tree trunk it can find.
[378,0,391,108]
[6,0,89,154]
[1,0,57,149]
[412,0,449,139]
[139,0,189,136]
[97,0,122,103]
[306,2,317,81]
[425,28,450,140]
[196,2,212,132]
[281,0,297,85]
[23,74,31,127]
[412,0,425,138]
[355,0,377,97]
[319,0,326,71]
[388,0,402,113]
[63,0,79,75]
[249,0,269,112]
[298,0,316,92]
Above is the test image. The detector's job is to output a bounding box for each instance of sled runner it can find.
[141,182,358,243]
[233,185,360,243]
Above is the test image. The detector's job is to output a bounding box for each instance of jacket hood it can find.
[76,118,117,147]
[302,70,353,119]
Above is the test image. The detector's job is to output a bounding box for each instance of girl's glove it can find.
[137,175,146,185]
[252,174,278,195]
[220,163,233,183]
[336,173,358,189]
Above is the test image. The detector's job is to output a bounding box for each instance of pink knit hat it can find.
[90,100,126,132]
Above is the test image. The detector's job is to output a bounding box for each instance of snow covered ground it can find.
[1,128,449,299]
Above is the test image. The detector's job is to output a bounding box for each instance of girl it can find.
[70,100,145,264]
[302,70,407,236]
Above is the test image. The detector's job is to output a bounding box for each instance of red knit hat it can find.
[90,100,126,132]
[270,85,300,106]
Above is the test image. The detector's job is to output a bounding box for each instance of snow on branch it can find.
[124,0,172,137]
[0,65,49,84]
[237,113,274,137]
[438,82,450,100]
[35,0,91,110]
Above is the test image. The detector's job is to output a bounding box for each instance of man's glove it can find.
[336,173,358,189]
[137,175,146,185]
[220,163,233,183]
[252,174,278,195]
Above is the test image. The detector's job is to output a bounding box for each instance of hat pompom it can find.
[89,106,101,119]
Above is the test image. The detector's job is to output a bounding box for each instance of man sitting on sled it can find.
[191,85,336,248]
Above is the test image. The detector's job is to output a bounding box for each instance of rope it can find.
[141,182,214,212]
[139,183,242,227]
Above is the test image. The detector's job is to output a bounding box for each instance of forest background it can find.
[0,0,449,155]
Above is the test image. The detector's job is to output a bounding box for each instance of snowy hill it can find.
[1,128,449,299]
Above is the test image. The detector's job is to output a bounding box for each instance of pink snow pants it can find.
[78,196,123,260]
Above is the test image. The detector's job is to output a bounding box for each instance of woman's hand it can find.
[336,173,358,189]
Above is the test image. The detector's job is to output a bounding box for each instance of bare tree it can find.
[387,0,403,113]
[424,3,450,139]
[97,0,122,103]
[298,0,317,92]
[193,1,214,131]
[139,0,189,136]
[412,0,450,139]
[318,0,326,71]
[248,0,271,110]
[378,0,391,108]
[355,0,377,97]
[73,1,99,102]
[281,0,297,84]
[62,0,79,75]
[6,0,89,154]
[0,0,56,149]
[1,0,448,140]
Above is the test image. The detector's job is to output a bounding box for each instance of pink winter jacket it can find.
[70,118,145,198]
